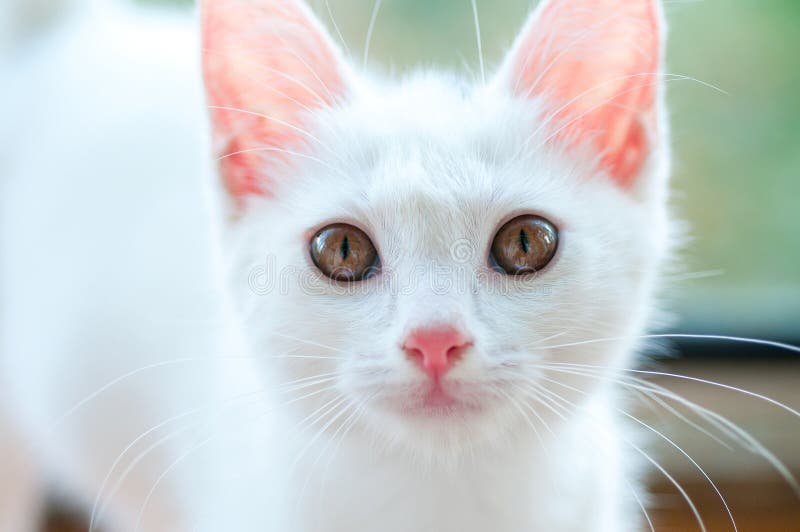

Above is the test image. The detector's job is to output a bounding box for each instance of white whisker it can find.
[51,351,346,428]
[547,357,800,420]
[538,363,800,496]
[632,438,707,532]
[217,146,346,178]
[207,105,346,164]
[202,47,330,106]
[540,373,737,532]
[362,0,382,69]
[323,0,351,58]
[536,382,707,532]
[470,0,485,85]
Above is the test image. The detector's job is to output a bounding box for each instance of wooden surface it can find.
[41,505,89,532]
[649,478,800,531]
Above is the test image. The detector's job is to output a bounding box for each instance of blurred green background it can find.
[144,0,800,338]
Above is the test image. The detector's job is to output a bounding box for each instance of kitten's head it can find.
[203,0,670,458]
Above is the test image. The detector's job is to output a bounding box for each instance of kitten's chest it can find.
[192,394,629,532]
[281,421,620,532]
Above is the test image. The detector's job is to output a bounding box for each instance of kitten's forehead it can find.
[331,75,543,158]
[350,75,482,134]
[309,74,571,212]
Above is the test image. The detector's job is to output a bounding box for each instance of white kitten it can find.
[1,0,672,530]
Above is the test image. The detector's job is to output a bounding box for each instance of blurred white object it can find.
[1,1,224,530]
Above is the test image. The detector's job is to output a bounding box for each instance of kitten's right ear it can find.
[202,0,350,200]
[494,0,664,189]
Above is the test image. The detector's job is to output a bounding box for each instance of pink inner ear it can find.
[202,0,346,198]
[509,0,661,187]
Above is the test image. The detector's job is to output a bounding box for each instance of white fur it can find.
[1,1,671,531]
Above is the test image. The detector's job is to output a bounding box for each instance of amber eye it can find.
[310,224,379,282]
[490,215,558,275]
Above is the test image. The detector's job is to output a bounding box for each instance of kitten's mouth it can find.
[400,382,483,417]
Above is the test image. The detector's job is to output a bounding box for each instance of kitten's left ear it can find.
[202,0,350,200]
[495,0,665,188]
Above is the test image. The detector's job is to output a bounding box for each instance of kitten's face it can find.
[205,0,669,456]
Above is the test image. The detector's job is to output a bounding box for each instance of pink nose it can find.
[403,326,472,378]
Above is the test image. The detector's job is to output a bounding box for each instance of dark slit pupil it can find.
[518,229,530,254]
[340,236,350,260]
